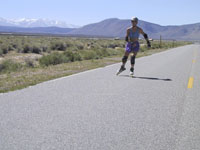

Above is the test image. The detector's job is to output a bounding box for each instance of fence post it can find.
[160,35,162,48]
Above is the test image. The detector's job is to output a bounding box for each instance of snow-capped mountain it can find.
[0,18,14,26]
[0,17,80,28]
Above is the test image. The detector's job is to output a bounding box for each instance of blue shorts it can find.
[125,41,140,53]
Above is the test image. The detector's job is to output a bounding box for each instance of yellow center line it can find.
[187,77,194,89]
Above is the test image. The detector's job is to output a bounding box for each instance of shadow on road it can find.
[119,75,172,81]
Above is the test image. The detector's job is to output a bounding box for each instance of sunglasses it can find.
[131,20,138,23]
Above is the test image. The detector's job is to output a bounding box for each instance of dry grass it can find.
[0,57,120,93]
[0,47,178,93]
[0,37,192,93]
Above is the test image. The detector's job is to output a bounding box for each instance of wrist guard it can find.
[147,41,151,48]
[144,33,148,40]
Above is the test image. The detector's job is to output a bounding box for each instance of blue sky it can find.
[1,0,200,26]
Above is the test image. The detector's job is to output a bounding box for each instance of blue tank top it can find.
[129,27,140,39]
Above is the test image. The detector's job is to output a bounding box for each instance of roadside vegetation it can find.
[0,35,192,93]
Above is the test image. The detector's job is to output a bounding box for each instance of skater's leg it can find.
[129,52,137,75]
[116,43,132,75]
[130,52,137,68]
[116,51,130,75]
[122,51,130,67]
[130,41,139,68]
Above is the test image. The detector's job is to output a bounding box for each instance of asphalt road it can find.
[0,44,200,150]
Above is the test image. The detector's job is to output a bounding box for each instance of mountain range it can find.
[0,18,80,28]
[0,18,200,40]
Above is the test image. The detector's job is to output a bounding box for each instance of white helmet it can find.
[131,17,138,22]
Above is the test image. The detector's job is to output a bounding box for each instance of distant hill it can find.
[68,18,128,37]
[1,18,200,40]
[68,18,200,40]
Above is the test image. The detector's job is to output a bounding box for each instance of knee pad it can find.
[122,56,128,63]
[131,56,135,64]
